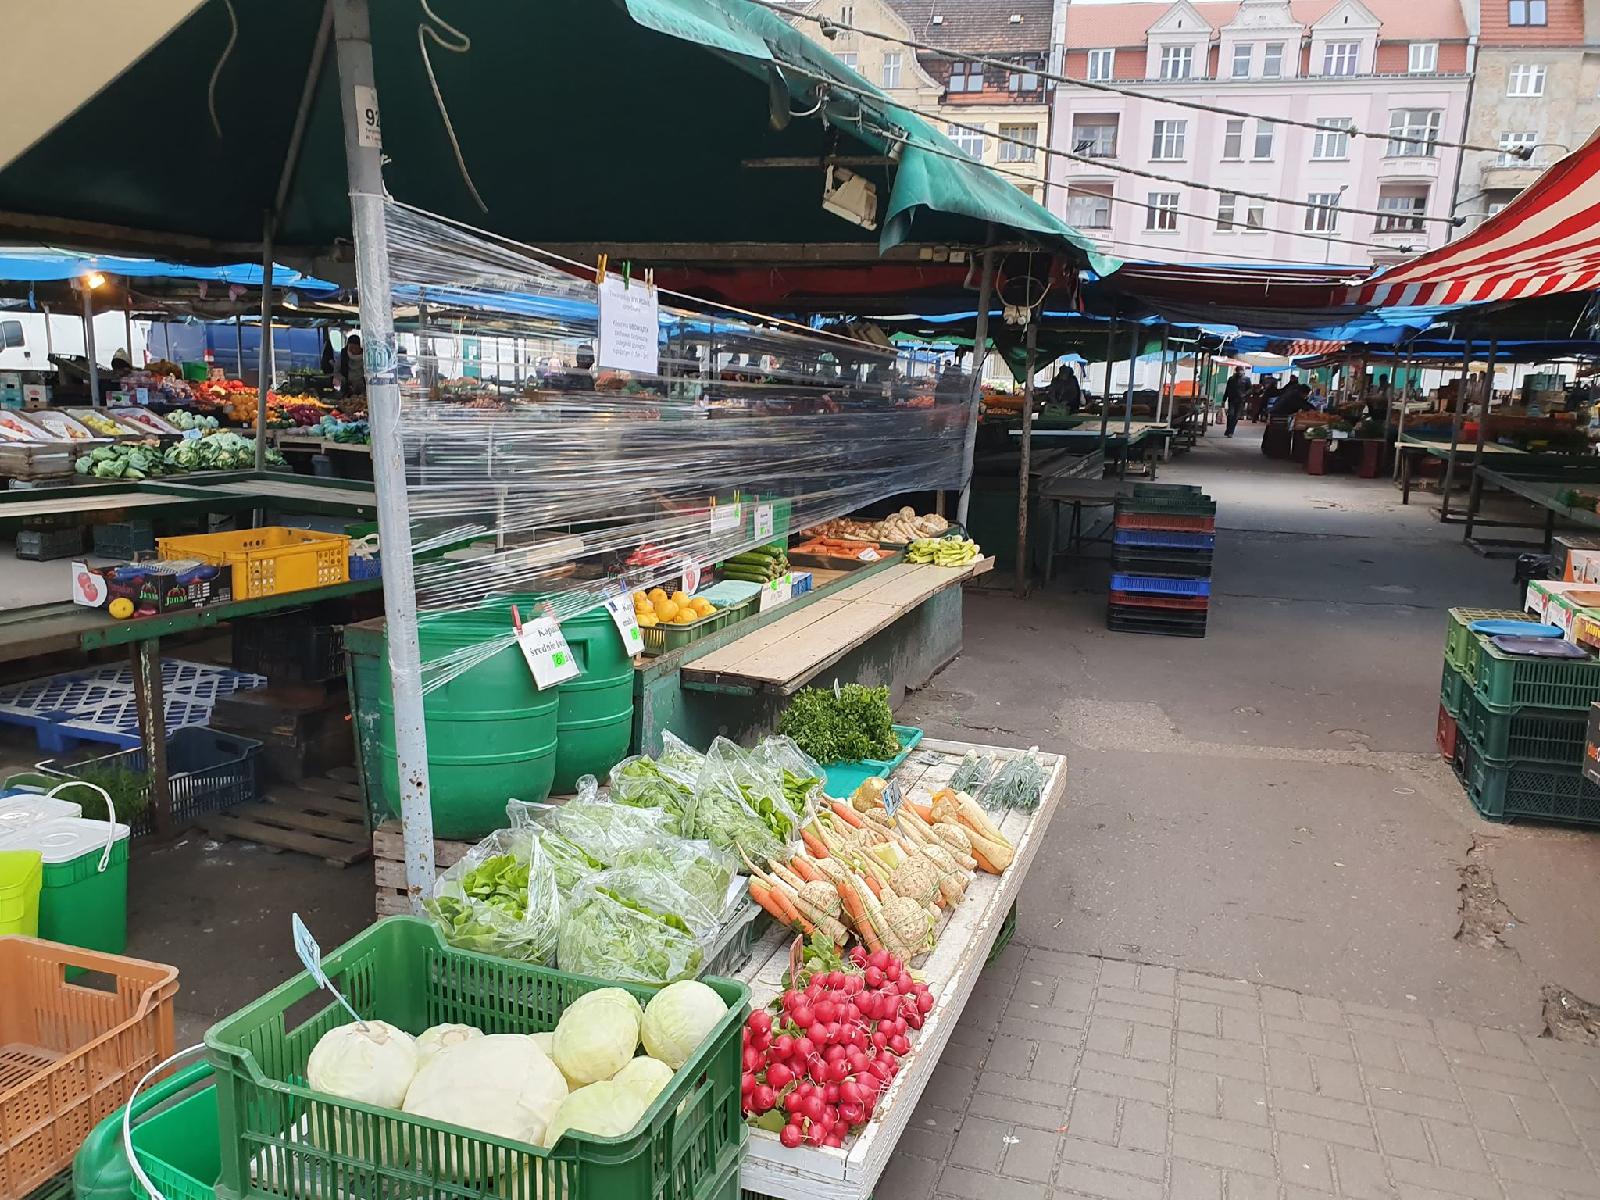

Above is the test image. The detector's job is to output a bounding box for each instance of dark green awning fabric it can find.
[0,0,1112,274]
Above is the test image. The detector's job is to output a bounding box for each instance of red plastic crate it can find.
[1437,704,1458,761]
[1109,590,1210,612]
[1114,512,1216,533]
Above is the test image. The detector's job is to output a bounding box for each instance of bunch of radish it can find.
[740,945,936,1148]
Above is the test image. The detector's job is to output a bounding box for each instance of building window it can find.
[1217,193,1265,230]
[1408,42,1438,72]
[1486,198,1511,217]
[1376,189,1428,232]
[1151,119,1187,160]
[1160,45,1194,79]
[1322,41,1360,76]
[1387,108,1442,156]
[1071,117,1118,157]
[947,122,985,159]
[839,3,854,23]
[1221,118,1244,160]
[1216,192,1238,231]
[1067,186,1113,229]
[1311,117,1354,159]
[948,60,984,92]
[1508,64,1547,96]
[881,52,901,88]
[836,51,858,70]
[1305,192,1342,232]
[1498,130,1538,165]
[998,123,1038,162]
[1509,0,1547,24]
[1231,43,1252,77]
[1253,120,1276,159]
[1087,48,1115,80]
[1262,42,1284,76]
[1008,59,1042,91]
[1146,192,1180,231]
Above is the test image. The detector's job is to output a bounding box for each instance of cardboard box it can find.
[22,383,50,409]
[69,558,232,617]
[1585,703,1600,786]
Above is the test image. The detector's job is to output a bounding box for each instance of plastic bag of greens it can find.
[423,827,559,963]
[557,869,709,985]
[679,738,791,866]
[610,836,740,920]
[976,749,1047,812]
[607,754,691,826]
[510,776,677,866]
[751,735,825,820]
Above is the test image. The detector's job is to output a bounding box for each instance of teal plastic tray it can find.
[820,725,923,798]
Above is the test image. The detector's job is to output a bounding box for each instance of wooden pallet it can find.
[199,769,372,866]
[372,824,471,917]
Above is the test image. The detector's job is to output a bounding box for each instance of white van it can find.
[0,312,148,376]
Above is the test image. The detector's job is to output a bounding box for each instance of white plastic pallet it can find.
[737,738,1067,1200]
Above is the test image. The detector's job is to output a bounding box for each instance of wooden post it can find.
[132,640,171,834]
[1440,336,1473,522]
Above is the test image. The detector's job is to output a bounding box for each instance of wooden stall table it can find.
[1395,434,1527,514]
[738,736,1067,1200]
[1463,462,1600,555]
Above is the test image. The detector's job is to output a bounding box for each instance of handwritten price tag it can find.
[604,590,647,655]
[292,913,366,1026]
[759,572,792,612]
[515,615,580,690]
[709,499,743,535]
[753,504,774,541]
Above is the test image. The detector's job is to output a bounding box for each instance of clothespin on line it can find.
[595,253,608,285]
[623,260,632,290]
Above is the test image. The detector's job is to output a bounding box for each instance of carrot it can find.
[801,828,830,859]
[862,873,882,899]
[837,881,883,953]
[968,844,1001,874]
[909,801,934,823]
[790,856,820,883]
[749,880,790,926]
[829,800,865,828]
[772,886,814,935]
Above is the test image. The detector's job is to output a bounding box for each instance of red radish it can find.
[824,1082,840,1103]
[916,991,934,1014]
[839,1101,865,1125]
[780,1124,803,1148]
[825,1132,845,1148]
[742,1072,756,1094]
[768,1063,794,1090]
[867,949,891,971]
[748,1011,772,1036]
[773,1034,795,1059]
[795,1037,816,1060]
[889,1034,911,1056]
[806,1122,827,1146]
[885,961,902,982]
[742,1047,762,1072]
[784,1091,805,1114]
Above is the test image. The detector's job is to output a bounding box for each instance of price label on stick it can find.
[513,607,581,690]
[883,780,905,819]
[292,913,366,1027]
[604,590,647,655]
[753,504,774,542]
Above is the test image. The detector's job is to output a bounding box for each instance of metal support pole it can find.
[1393,351,1415,481]
[82,288,100,405]
[1120,327,1137,479]
[333,0,435,906]
[956,240,996,526]
[1098,322,1115,460]
[123,288,134,369]
[1014,317,1040,598]
[1440,338,1473,522]
[42,303,53,358]
[1470,339,1499,465]
[256,218,275,469]
[1153,327,1170,427]
[234,315,245,379]
[132,640,170,834]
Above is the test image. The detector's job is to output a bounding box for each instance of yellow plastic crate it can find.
[157,526,350,599]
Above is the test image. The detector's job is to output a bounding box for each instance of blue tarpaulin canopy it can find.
[0,247,337,293]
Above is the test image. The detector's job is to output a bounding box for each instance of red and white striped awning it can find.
[1281,339,1347,357]
[1347,133,1600,308]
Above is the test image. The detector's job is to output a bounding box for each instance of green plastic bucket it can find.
[553,606,636,793]
[378,603,558,839]
[0,815,129,953]
[0,849,42,936]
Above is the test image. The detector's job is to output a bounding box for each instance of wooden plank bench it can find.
[680,558,994,696]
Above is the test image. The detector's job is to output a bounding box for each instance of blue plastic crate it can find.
[821,725,923,799]
[348,553,381,580]
[791,571,813,596]
[1110,573,1211,597]
[1113,529,1216,550]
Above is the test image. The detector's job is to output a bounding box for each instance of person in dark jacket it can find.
[1272,373,1313,417]
[1049,363,1083,413]
[1223,365,1250,436]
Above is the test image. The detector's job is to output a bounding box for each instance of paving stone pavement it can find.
[876,943,1600,1200]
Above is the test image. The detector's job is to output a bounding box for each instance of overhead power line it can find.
[755,0,1519,161]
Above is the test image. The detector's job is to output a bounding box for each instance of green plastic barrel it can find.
[377,604,559,839]
[552,606,636,793]
[3,817,130,954]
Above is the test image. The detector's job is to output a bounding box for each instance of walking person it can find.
[1223,364,1250,437]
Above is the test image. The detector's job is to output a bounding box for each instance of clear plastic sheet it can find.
[383,202,972,685]
[678,736,798,866]
[509,778,679,866]
[557,872,711,986]
[423,827,559,963]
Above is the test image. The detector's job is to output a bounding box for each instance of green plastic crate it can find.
[1457,690,1588,766]
[640,607,728,656]
[986,901,1018,967]
[1471,641,1600,712]
[1439,663,1469,717]
[1444,607,1531,675]
[1463,744,1600,827]
[204,917,750,1200]
[1115,495,1217,516]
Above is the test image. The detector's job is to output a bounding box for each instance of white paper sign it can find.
[759,572,792,613]
[292,913,366,1026]
[709,499,743,535]
[182,427,202,442]
[597,276,660,375]
[883,779,905,818]
[754,504,774,542]
[604,591,647,656]
[515,615,581,690]
[69,561,105,607]
[353,85,382,148]
[681,559,702,596]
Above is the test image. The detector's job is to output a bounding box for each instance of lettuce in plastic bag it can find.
[424,828,559,963]
[510,776,676,867]
[557,874,706,986]
[611,837,738,919]
[676,738,796,865]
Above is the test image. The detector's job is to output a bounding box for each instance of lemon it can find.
[632,590,647,608]
[654,598,679,622]
[692,598,715,617]
[108,597,135,620]
[674,609,698,624]
[636,612,658,628]
[670,590,691,607]
[647,587,667,604]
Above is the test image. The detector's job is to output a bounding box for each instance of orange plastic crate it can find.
[0,937,178,1198]
[157,526,350,599]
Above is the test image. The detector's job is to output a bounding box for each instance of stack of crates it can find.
[1108,483,1216,637]
[1440,606,1600,827]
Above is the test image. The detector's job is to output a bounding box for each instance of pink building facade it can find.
[1049,0,1473,267]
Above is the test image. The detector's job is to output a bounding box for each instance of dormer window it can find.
[1160,44,1194,78]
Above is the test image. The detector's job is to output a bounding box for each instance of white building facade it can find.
[1049,0,1473,267]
